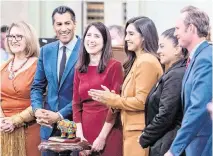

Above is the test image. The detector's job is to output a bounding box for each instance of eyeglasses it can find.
[6,35,23,41]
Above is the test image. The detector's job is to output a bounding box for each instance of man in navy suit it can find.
[165,6,212,156]
[31,6,81,141]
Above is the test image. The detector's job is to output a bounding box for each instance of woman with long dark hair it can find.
[72,22,123,155]
[89,16,163,156]
[139,28,188,156]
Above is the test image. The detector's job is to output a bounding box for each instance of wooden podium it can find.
[112,46,127,64]
[39,137,91,156]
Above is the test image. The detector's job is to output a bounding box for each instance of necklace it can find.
[8,58,29,80]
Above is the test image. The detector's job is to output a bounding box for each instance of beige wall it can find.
[1,1,29,25]
[1,0,212,38]
[138,0,213,34]
[38,1,82,38]
[1,1,41,36]
[1,1,82,38]
[104,1,124,27]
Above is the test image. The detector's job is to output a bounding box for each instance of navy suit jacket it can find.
[170,41,212,156]
[31,37,81,140]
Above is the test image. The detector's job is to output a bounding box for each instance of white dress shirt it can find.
[56,37,77,119]
[189,40,206,60]
[57,37,77,81]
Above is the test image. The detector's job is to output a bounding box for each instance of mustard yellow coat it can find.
[107,53,163,156]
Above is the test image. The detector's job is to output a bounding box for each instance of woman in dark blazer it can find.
[139,28,188,156]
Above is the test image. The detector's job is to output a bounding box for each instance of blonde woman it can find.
[0,21,40,156]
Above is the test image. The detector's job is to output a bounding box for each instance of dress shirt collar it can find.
[189,40,206,59]
[59,36,78,51]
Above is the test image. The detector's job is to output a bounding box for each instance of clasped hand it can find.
[0,117,15,133]
[35,109,60,128]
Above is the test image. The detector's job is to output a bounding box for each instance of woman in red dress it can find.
[72,22,123,156]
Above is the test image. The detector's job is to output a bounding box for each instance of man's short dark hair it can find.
[52,6,76,24]
[1,25,9,33]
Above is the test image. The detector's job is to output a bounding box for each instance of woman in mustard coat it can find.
[89,16,163,156]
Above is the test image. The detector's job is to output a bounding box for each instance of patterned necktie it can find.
[59,46,66,83]
[186,58,191,68]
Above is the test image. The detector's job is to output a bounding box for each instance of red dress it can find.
[73,59,123,156]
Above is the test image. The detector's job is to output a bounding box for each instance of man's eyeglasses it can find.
[6,35,23,41]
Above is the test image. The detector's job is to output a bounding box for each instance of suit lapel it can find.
[181,41,209,106]
[59,37,81,90]
[50,41,59,90]
[147,60,185,105]
[122,68,134,93]
[122,58,139,92]
[145,79,160,110]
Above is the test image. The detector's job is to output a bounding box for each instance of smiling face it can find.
[8,26,26,54]
[125,23,143,52]
[157,35,181,66]
[53,12,76,44]
[84,25,104,55]
[174,13,192,49]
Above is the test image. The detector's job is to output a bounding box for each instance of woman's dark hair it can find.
[52,6,76,24]
[123,16,159,78]
[161,28,188,57]
[76,22,112,73]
